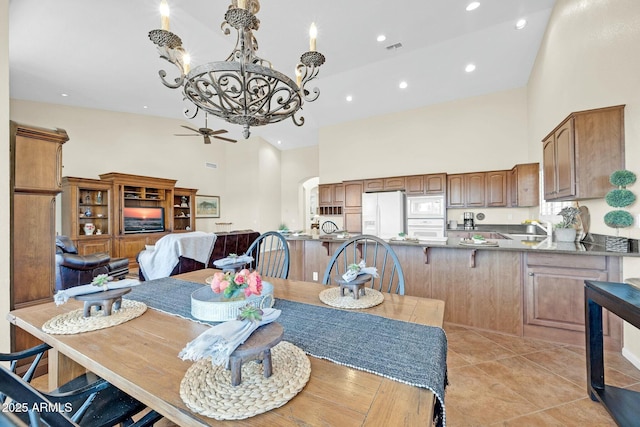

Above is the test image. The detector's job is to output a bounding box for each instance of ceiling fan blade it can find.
[209,129,228,136]
[181,125,202,134]
[203,135,212,144]
[174,133,201,137]
[214,135,237,143]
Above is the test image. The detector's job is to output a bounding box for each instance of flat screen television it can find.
[123,207,165,234]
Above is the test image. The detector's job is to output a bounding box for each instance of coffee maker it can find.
[463,212,475,230]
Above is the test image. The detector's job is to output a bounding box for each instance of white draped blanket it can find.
[54,278,141,305]
[139,231,217,280]
[179,308,281,367]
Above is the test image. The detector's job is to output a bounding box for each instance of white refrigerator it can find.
[361,191,406,239]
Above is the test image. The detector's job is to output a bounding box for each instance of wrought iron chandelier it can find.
[149,0,325,139]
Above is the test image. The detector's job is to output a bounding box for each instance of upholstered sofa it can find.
[55,236,129,291]
[137,230,260,281]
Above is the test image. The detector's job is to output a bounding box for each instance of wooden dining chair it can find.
[322,234,406,294]
[244,231,290,279]
[0,344,162,427]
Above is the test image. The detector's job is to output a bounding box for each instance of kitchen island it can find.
[287,232,637,350]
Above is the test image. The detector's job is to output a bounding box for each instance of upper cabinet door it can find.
[554,120,576,199]
[465,173,486,207]
[447,175,465,208]
[486,171,507,207]
[542,105,624,201]
[425,174,446,194]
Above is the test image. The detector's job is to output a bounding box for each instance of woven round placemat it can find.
[319,286,384,309]
[42,300,147,335]
[180,341,310,420]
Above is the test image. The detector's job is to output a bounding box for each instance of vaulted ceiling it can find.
[9,0,556,149]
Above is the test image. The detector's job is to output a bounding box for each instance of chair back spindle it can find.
[322,235,405,295]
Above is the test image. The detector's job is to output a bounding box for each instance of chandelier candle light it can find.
[149,0,325,139]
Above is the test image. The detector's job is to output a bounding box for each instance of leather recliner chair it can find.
[55,236,129,291]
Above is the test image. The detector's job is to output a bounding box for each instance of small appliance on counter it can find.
[463,212,475,230]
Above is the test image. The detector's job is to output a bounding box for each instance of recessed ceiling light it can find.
[376,34,386,42]
[61,93,68,97]
[515,19,527,30]
[143,105,148,109]
[277,140,282,145]
[465,63,476,73]
[399,81,408,89]
[466,2,480,11]
[346,95,353,102]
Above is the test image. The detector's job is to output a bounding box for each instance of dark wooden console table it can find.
[585,280,640,426]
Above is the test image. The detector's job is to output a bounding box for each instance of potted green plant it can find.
[554,206,580,242]
[604,169,636,251]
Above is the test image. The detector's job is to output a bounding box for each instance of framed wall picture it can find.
[195,195,220,218]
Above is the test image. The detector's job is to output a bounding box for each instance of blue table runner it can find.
[125,277,447,426]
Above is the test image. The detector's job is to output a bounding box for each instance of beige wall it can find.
[527,0,640,365]
[9,99,284,233]
[1,0,10,353]
[319,87,529,183]
[281,146,319,231]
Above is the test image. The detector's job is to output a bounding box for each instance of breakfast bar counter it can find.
[286,233,627,350]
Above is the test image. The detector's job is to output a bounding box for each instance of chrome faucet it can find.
[531,220,553,237]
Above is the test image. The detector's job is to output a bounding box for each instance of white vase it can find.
[554,228,576,242]
[83,223,95,235]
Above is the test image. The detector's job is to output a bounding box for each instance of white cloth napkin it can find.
[213,254,254,267]
[341,260,379,282]
[54,278,140,306]
[179,308,281,367]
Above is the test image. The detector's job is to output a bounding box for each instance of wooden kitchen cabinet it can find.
[486,171,508,207]
[318,183,344,215]
[447,175,465,208]
[406,173,446,195]
[431,248,522,335]
[524,253,622,350]
[319,184,335,206]
[363,177,405,192]
[509,163,539,207]
[10,122,68,359]
[448,173,486,207]
[542,105,625,201]
[343,180,363,232]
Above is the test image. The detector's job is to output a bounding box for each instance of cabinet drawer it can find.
[526,253,607,270]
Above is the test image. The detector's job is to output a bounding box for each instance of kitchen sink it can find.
[500,233,549,242]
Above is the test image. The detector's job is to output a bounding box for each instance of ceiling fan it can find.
[174,114,237,144]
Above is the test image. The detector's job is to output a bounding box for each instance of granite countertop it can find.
[284,230,640,257]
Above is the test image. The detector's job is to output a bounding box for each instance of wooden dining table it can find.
[7,269,445,426]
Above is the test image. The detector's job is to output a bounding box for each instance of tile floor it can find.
[29,317,640,426]
[443,322,640,426]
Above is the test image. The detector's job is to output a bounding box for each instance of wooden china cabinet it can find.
[173,187,197,232]
[10,122,68,356]
[61,177,113,255]
[61,173,198,267]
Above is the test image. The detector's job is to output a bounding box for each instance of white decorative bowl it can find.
[191,281,274,322]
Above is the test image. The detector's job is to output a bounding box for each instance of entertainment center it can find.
[61,172,198,267]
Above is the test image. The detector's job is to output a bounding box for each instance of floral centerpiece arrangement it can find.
[210,269,262,299]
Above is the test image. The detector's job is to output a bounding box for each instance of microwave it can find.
[406,195,445,218]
